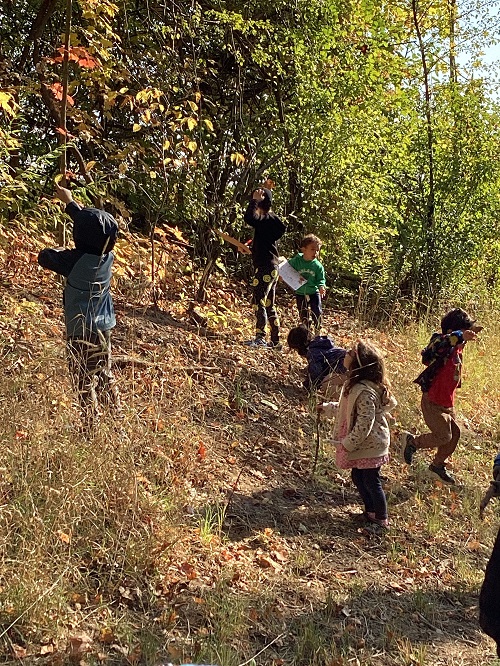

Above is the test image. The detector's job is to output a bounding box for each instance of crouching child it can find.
[287,325,347,398]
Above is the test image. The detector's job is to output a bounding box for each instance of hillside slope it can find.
[0,228,499,665]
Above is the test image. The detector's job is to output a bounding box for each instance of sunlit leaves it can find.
[48,45,101,69]
[230,152,245,166]
[0,92,18,116]
[49,83,75,106]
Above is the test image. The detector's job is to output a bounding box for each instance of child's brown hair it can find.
[300,234,322,249]
[345,340,390,400]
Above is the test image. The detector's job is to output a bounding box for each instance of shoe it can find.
[401,432,417,464]
[429,464,456,484]
[244,337,268,347]
[267,341,282,350]
[363,521,389,535]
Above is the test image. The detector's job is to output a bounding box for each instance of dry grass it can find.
[0,236,500,665]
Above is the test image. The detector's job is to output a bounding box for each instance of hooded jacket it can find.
[38,201,118,337]
[305,336,347,389]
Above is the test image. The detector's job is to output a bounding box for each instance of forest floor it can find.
[1,226,500,666]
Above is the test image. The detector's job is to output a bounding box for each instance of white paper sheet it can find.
[278,259,307,291]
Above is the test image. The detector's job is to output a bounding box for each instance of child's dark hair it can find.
[287,325,312,357]
[253,188,273,213]
[300,234,321,249]
[440,308,474,333]
[345,340,390,397]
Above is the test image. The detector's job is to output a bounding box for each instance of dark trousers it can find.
[351,467,387,520]
[296,292,322,331]
[67,330,121,428]
[251,266,280,343]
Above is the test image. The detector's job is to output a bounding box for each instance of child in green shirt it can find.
[287,234,326,332]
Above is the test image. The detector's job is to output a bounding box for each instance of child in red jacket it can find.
[401,308,481,484]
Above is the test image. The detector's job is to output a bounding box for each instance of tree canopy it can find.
[2,0,500,315]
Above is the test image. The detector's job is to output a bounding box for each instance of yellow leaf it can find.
[0,91,17,116]
[85,160,96,172]
[188,100,198,111]
[149,171,157,179]
[187,140,197,153]
[119,87,128,94]
[163,139,170,150]
[132,123,141,132]
[57,530,71,544]
[187,117,197,130]
[203,118,214,131]
[231,152,245,166]
[99,627,115,644]
[119,163,127,174]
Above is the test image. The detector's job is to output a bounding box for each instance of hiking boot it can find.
[267,341,282,350]
[244,337,268,348]
[401,431,417,464]
[429,464,456,484]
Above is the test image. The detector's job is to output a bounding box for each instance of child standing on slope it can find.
[38,183,121,429]
[287,234,326,332]
[401,308,481,484]
[320,341,397,529]
[243,187,286,348]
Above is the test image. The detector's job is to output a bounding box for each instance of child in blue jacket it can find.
[287,325,347,394]
[38,183,121,428]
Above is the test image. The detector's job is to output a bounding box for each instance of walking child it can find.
[287,234,326,332]
[38,183,121,429]
[243,186,286,348]
[287,325,347,396]
[320,341,397,528]
[401,308,481,484]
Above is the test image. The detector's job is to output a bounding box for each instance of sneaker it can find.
[401,432,417,464]
[244,337,268,347]
[363,521,389,535]
[267,341,282,350]
[429,464,456,484]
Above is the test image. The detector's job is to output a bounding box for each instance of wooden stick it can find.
[311,412,321,476]
[216,229,252,254]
